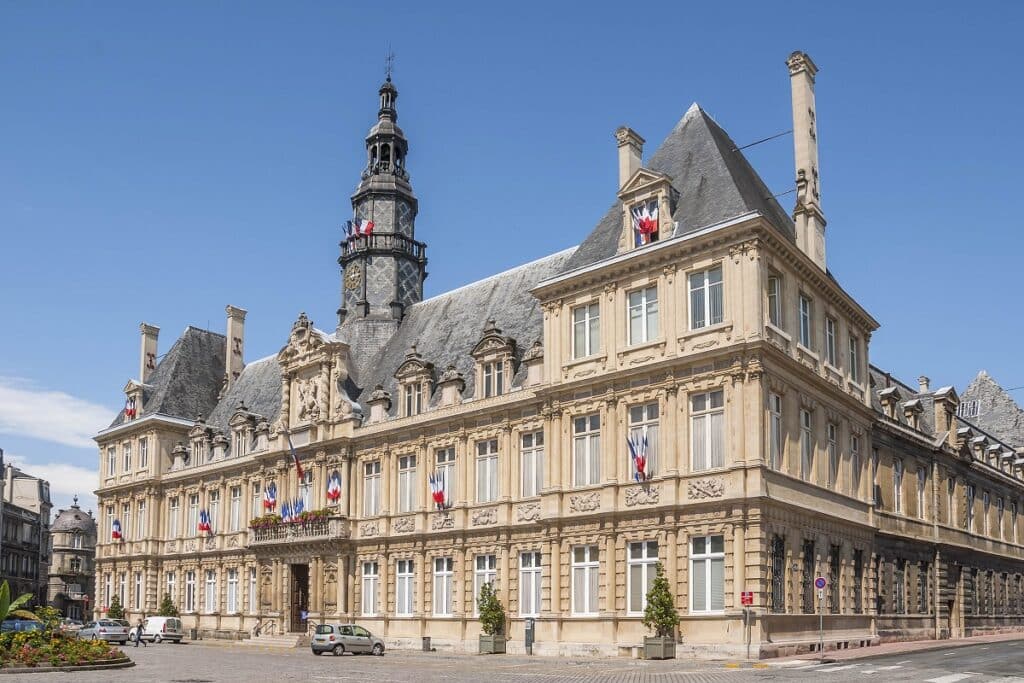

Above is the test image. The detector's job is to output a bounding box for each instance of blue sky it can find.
[2,1,1023,514]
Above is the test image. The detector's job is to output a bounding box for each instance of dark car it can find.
[0,620,43,633]
[310,623,385,656]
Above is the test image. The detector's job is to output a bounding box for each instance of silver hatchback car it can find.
[78,619,129,644]
[310,623,385,656]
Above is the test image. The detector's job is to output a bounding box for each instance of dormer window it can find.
[394,345,434,418]
[471,320,516,400]
[630,198,659,247]
[403,383,424,417]
[483,362,504,398]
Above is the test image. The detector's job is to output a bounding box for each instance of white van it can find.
[138,616,184,643]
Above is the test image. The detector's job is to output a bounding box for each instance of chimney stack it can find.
[787,51,826,271]
[918,375,931,394]
[225,305,247,389]
[615,126,644,189]
[139,323,160,382]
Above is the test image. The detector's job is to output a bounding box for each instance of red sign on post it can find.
[741,591,753,606]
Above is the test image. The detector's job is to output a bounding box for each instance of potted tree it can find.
[642,563,679,659]
[158,593,179,617]
[106,594,125,620]
[476,582,506,654]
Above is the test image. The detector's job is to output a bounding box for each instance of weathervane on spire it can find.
[385,48,395,82]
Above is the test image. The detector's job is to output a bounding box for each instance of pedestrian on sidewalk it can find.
[134,619,147,647]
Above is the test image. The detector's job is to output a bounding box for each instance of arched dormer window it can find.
[471,320,516,399]
[394,345,434,417]
[188,418,211,468]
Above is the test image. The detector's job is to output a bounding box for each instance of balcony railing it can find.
[249,516,350,546]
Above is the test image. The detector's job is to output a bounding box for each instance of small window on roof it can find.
[957,401,980,419]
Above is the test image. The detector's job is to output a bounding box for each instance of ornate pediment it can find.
[616,170,676,254]
[189,417,211,440]
[228,401,258,429]
[394,344,435,383]
[277,312,347,372]
[471,319,516,360]
[617,168,672,196]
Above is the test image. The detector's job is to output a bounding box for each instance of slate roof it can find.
[206,355,283,433]
[561,103,795,274]
[51,504,96,533]
[869,365,937,438]
[108,326,225,428]
[961,371,1024,448]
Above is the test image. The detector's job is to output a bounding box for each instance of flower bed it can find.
[248,508,329,529]
[0,631,123,669]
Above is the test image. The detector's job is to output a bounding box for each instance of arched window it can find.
[380,143,391,169]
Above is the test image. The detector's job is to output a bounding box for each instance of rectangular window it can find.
[691,390,725,471]
[767,274,782,327]
[628,403,659,479]
[397,454,417,513]
[121,502,131,539]
[225,486,240,531]
[187,494,199,536]
[123,442,132,472]
[475,439,499,503]
[691,535,725,613]
[166,572,176,608]
[628,285,659,343]
[689,267,723,330]
[627,540,659,614]
[572,414,601,486]
[894,560,906,614]
[827,423,839,488]
[872,448,881,506]
[208,490,220,533]
[893,459,904,514]
[1012,501,1018,543]
[185,571,196,612]
[133,571,142,610]
[432,557,453,616]
[799,409,813,481]
[519,551,542,617]
[520,431,544,498]
[204,570,216,613]
[768,393,783,470]
[474,555,497,617]
[363,461,381,516]
[997,498,1005,540]
[917,469,927,520]
[435,447,456,504]
[849,336,861,383]
[801,539,815,614]
[571,545,600,615]
[825,317,837,366]
[104,573,111,608]
[984,492,991,535]
[853,550,864,614]
[572,302,600,359]
[828,546,840,614]
[919,562,930,614]
[139,438,148,469]
[107,447,116,477]
[361,561,378,617]
[851,435,862,495]
[395,559,414,616]
[136,500,146,538]
[770,535,786,613]
[966,484,976,532]
[799,295,812,348]
[251,482,262,519]
[403,383,423,417]
[483,362,504,398]
[301,470,313,511]
[227,568,238,613]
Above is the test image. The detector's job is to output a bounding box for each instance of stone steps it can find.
[243,633,307,648]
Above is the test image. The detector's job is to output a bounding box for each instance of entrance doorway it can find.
[290,564,309,632]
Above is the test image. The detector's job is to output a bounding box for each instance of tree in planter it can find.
[106,595,125,620]
[642,563,679,659]
[158,593,179,617]
[476,582,506,653]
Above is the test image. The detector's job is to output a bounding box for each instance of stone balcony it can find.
[248,516,350,546]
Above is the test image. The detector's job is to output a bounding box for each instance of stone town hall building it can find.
[93,53,1024,657]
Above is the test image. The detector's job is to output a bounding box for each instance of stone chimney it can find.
[918,375,931,393]
[139,323,159,383]
[615,127,644,189]
[787,51,826,271]
[225,305,247,388]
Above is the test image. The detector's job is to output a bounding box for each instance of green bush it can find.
[0,631,121,668]
[157,593,179,617]
[105,595,124,620]
[642,563,679,638]
[476,582,505,636]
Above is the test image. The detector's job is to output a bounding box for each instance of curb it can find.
[774,633,1024,666]
[0,657,134,675]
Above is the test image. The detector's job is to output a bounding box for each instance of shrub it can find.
[157,593,179,617]
[0,581,36,622]
[476,582,505,636]
[0,630,122,668]
[642,563,679,639]
[105,595,124,620]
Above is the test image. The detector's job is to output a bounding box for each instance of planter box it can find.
[479,634,506,654]
[643,636,676,660]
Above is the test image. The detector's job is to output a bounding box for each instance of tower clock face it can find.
[344,264,362,290]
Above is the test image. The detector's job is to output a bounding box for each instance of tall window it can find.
[799,410,813,481]
[121,502,131,539]
[872,448,881,506]
[572,415,601,486]
[208,490,220,532]
[474,555,497,616]
[801,540,815,613]
[893,560,906,614]
[893,459,904,514]
[997,498,1005,540]
[824,317,837,366]
[363,461,381,516]
[691,390,724,471]
[849,336,861,383]
[827,423,839,488]
[184,571,196,612]
[483,362,504,398]
[917,469,927,520]
[798,295,812,348]
[187,494,199,536]
[628,403,659,477]
[1012,501,1019,543]
[395,559,414,616]
[436,447,456,503]
[828,546,840,614]
[133,571,142,610]
[250,482,262,519]
[983,492,991,535]
[519,551,542,617]
[139,438,148,469]
[520,432,544,498]
[767,274,782,327]
[227,486,241,531]
[226,568,238,613]
[403,383,423,417]
[853,550,864,614]
[166,572,176,607]
[300,470,313,511]
[397,454,417,513]
[966,484,976,532]
[571,545,599,615]
[851,435,862,496]
[361,562,378,616]
[432,557,454,616]
[104,573,111,608]
[689,266,723,330]
[770,535,786,613]
[768,393,783,470]
[232,430,247,457]
[107,447,116,477]
[628,285,659,344]
[204,570,216,613]
[572,302,600,359]
[691,535,725,613]
[123,442,132,472]
[476,439,499,503]
[248,567,257,613]
[136,500,146,537]
[627,541,659,615]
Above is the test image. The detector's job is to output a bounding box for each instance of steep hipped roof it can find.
[961,371,1024,448]
[206,355,283,432]
[108,326,225,427]
[562,103,794,273]
[869,365,937,437]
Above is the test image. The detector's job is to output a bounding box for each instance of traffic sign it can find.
[814,576,827,590]
[741,591,753,606]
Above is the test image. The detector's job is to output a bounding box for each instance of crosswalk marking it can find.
[924,674,975,683]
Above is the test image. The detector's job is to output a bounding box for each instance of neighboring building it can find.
[0,457,52,606]
[47,496,97,620]
[92,54,1024,657]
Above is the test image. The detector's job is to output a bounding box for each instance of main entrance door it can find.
[290,564,309,633]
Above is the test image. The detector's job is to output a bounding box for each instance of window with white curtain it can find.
[363,461,381,516]
[689,266,723,330]
[690,535,725,613]
[204,569,216,613]
[136,500,146,537]
[123,442,132,472]
[166,572,176,607]
[397,455,417,513]
[476,440,499,503]
[133,571,142,609]
[768,393,783,470]
[436,447,456,502]
[519,551,542,617]
[139,438,148,469]
[572,303,600,359]
[520,431,544,498]
[849,335,861,383]
[800,410,813,481]
[103,573,111,608]
[691,391,724,471]
[966,484,975,531]
[248,567,257,613]
[432,557,453,616]
[226,568,238,613]
[799,295,813,348]
[627,540,659,615]
[361,561,378,616]
[767,274,782,327]
[251,482,262,519]
[894,459,904,514]
[573,415,601,486]
[168,497,180,538]
[185,495,198,536]
[403,383,423,417]
[121,502,131,539]
[474,555,497,616]
[628,403,659,477]
[107,447,116,477]
[628,286,659,344]
[184,571,196,612]
[229,486,241,531]
[824,317,837,366]
[396,559,414,616]
[118,572,126,606]
[571,545,599,615]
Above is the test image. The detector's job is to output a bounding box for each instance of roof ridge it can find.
[416,246,578,305]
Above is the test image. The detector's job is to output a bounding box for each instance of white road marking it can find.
[875,665,904,670]
[924,674,975,683]
[817,664,860,672]
[944,651,957,655]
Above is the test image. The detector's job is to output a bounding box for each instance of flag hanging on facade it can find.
[343,221,355,241]
[326,471,342,502]
[197,509,212,534]
[293,496,304,517]
[631,199,659,246]
[280,500,291,523]
[428,470,447,510]
[627,431,650,482]
[354,219,374,237]
[263,481,277,510]
[286,433,304,480]
[124,396,137,419]
[111,518,122,541]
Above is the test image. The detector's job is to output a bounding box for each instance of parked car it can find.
[77,619,129,644]
[59,618,83,633]
[310,623,385,656]
[0,620,43,633]
[133,616,183,643]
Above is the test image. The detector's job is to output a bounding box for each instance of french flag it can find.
[124,396,137,419]
[263,482,277,510]
[428,470,446,511]
[286,433,304,480]
[111,518,122,541]
[197,509,212,534]
[326,471,342,502]
[627,431,650,482]
[346,218,374,237]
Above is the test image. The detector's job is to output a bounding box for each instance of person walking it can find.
[134,619,147,647]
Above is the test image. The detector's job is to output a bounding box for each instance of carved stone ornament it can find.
[515,502,541,522]
[431,513,454,531]
[471,507,498,526]
[393,516,415,533]
[166,541,177,553]
[360,522,380,538]
[625,485,660,507]
[228,535,239,548]
[471,319,516,359]
[569,491,601,513]
[367,384,391,408]
[184,539,197,552]
[437,364,465,390]
[522,340,544,363]
[687,478,725,499]
[204,536,217,550]
[296,377,321,421]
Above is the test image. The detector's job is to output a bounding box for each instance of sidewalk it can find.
[770,631,1024,665]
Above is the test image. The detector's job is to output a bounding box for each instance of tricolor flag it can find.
[631,199,659,246]
[293,497,304,517]
[428,470,447,511]
[627,431,650,482]
[197,509,212,534]
[326,471,342,503]
[286,433,304,480]
[349,218,374,237]
[280,500,292,523]
[124,396,137,420]
[343,221,354,241]
[263,481,277,510]
[111,518,123,541]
